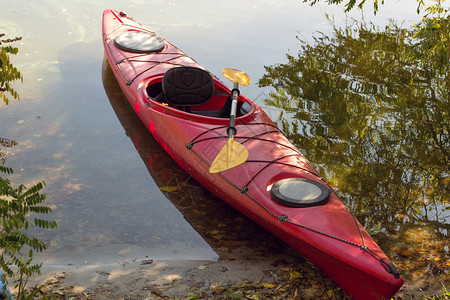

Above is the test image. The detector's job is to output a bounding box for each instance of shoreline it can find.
[11,244,449,299]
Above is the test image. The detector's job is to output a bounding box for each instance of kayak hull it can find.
[102,9,403,299]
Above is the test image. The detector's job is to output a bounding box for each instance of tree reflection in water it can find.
[259,19,449,278]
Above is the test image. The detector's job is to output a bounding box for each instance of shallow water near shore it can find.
[1,0,448,297]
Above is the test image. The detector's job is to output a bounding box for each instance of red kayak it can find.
[102,9,403,299]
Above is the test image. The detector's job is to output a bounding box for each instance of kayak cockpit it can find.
[145,66,252,118]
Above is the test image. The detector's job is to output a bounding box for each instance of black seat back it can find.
[162,67,214,107]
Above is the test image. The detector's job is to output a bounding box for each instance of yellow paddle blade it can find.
[209,139,249,173]
[223,68,250,86]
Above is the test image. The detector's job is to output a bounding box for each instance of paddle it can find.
[209,68,250,173]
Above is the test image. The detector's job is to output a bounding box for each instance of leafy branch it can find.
[302,0,428,14]
[0,34,23,105]
[0,166,57,299]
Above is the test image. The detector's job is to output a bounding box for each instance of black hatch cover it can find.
[270,178,330,207]
[114,31,165,53]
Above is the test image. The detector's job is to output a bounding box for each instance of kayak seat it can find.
[153,66,234,118]
[162,67,215,108]
[191,96,231,118]
[148,82,232,117]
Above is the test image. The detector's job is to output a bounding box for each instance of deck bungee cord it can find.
[187,122,400,278]
[121,56,188,85]
[105,38,189,85]
[104,20,194,86]
[187,122,321,183]
[187,123,301,154]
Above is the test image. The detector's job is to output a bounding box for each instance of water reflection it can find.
[102,59,287,262]
[5,41,220,265]
[258,20,449,277]
[0,137,17,165]
[102,60,218,251]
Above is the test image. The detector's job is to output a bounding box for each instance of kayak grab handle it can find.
[360,246,401,278]
[383,260,401,278]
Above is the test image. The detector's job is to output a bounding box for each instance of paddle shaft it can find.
[227,82,239,139]
[209,70,250,173]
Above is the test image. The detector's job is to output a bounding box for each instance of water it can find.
[258,9,449,279]
[0,0,447,284]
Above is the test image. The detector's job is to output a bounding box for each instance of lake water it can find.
[0,0,448,285]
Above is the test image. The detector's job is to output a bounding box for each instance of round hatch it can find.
[114,31,165,53]
[270,178,330,207]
